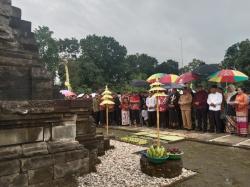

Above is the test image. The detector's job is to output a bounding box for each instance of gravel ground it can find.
[77,140,196,187]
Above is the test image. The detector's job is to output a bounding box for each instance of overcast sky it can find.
[13,0,250,66]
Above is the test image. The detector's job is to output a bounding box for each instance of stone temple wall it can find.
[0,0,52,100]
[0,100,97,187]
[0,1,105,186]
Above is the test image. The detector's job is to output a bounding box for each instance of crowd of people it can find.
[91,85,250,137]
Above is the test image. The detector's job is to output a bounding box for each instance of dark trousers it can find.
[131,110,140,125]
[165,110,169,128]
[109,112,114,125]
[169,108,182,129]
[209,110,222,132]
[100,110,113,126]
[114,108,121,125]
[99,110,106,126]
[93,111,100,125]
[148,111,156,127]
[142,118,148,126]
[196,108,208,131]
[191,108,196,130]
[160,111,166,128]
[177,109,183,129]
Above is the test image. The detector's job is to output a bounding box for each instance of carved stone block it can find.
[28,166,53,185]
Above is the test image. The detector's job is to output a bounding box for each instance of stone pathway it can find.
[109,126,250,149]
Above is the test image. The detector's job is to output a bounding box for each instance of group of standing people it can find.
[92,85,249,137]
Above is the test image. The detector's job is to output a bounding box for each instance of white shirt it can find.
[146,96,156,111]
[207,92,223,111]
[141,110,148,120]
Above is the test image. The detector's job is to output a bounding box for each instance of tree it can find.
[222,39,250,76]
[126,53,158,80]
[180,58,206,73]
[34,26,59,77]
[221,39,250,88]
[58,38,80,59]
[155,59,179,74]
[79,35,127,90]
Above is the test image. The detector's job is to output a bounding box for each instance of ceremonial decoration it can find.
[149,79,167,146]
[100,85,115,135]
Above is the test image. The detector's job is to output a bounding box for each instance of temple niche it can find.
[0,0,52,100]
[0,0,105,186]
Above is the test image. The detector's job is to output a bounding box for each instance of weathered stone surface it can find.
[96,134,105,156]
[104,137,111,151]
[65,149,88,162]
[0,127,43,146]
[0,159,20,176]
[0,4,11,17]
[53,152,66,164]
[0,173,28,187]
[88,148,98,172]
[0,1,101,186]
[0,145,22,161]
[53,149,89,164]
[47,140,80,153]
[44,127,51,141]
[29,177,77,187]
[0,0,11,5]
[11,6,21,19]
[21,155,53,171]
[140,156,183,178]
[52,124,76,140]
[0,0,52,100]
[22,142,48,157]
[54,158,89,179]
[28,166,53,185]
[79,158,90,175]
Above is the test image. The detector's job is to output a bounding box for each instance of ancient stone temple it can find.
[0,1,104,186]
[0,0,52,100]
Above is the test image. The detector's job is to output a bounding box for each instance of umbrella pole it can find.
[156,96,160,147]
[106,105,109,136]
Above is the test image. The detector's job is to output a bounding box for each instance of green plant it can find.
[147,145,168,158]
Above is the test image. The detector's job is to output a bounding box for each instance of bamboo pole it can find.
[106,105,109,136]
[156,95,160,147]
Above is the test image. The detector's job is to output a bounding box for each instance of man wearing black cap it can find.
[207,85,223,133]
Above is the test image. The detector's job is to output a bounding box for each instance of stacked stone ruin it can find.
[0,0,105,186]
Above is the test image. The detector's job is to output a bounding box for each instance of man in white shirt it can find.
[146,92,156,127]
[207,85,223,133]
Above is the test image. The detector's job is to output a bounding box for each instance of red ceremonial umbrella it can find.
[159,74,179,84]
[208,69,248,83]
[175,72,199,84]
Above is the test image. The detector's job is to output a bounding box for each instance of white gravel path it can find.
[77,140,196,187]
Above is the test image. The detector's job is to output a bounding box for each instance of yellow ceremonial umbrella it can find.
[149,87,166,92]
[150,81,164,87]
[101,95,113,100]
[101,89,112,95]
[100,85,114,135]
[149,79,167,146]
